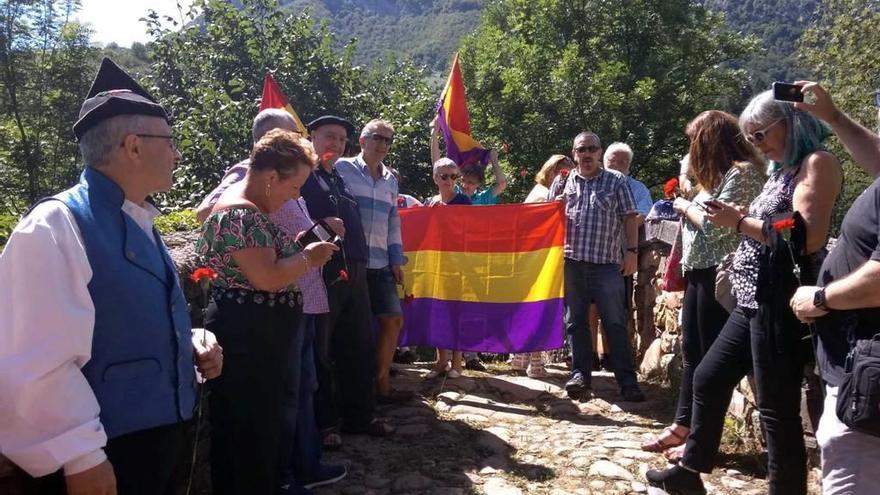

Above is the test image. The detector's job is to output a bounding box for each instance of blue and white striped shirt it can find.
[335,154,406,269]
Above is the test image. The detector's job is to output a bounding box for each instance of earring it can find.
[265,183,271,198]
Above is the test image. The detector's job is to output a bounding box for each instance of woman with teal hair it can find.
[647,90,842,495]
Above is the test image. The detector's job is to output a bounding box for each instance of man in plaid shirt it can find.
[550,131,646,402]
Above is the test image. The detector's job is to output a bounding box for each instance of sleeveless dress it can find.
[730,165,800,309]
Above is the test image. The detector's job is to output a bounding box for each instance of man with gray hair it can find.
[0,58,223,494]
[335,119,408,404]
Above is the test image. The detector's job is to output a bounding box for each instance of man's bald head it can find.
[252,108,298,143]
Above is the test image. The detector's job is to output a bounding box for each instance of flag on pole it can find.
[398,202,565,352]
[436,53,490,169]
[259,72,308,136]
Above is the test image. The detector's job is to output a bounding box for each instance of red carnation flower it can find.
[338,269,349,282]
[519,169,529,178]
[772,218,796,232]
[321,152,338,165]
[559,169,569,178]
[663,177,679,199]
[190,267,217,284]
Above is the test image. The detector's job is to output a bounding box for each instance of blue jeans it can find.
[564,259,637,389]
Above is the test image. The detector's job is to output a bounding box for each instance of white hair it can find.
[360,118,394,138]
[432,157,458,175]
[252,108,297,143]
[79,114,151,167]
[603,142,633,165]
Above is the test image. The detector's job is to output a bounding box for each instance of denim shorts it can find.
[366,267,402,317]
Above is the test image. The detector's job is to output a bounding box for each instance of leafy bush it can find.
[155,209,201,234]
[0,213,18,251]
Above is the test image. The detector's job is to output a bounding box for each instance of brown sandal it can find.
[641,426,687,452]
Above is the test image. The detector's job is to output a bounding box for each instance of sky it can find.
[75,0,195,47]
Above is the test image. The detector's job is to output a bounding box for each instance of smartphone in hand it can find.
[773,82,804,102]
[296,220,342,249]
[703,199,723,211]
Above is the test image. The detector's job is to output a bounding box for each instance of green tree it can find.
[144,0,437,207]
[0,0,97,213]
[799,0,880,231]
[458,0,756,201]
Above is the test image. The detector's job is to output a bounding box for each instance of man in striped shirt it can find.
[551,131,646,403]
[335,119,408,404]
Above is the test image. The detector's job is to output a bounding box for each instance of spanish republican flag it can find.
[398,203,565,352]
[259,72,308,136]
[436,53,491,169]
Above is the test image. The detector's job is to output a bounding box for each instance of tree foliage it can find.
[145,0,438,208]
[799,0,880,231]
[457,0,756,201]
[0,0,97,213]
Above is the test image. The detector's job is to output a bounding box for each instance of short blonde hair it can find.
[535,154,571,187]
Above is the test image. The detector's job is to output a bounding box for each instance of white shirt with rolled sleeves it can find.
[0,199,160,477]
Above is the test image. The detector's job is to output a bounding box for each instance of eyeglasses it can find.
[438,173,459,181]
[134,133,178,150]
[744,119,783,145]
[575,145,600,154]
[365,132,394,145]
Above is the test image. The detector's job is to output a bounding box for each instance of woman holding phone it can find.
[197,129,338,494]
[642,111,765,460]
[647,91,842,494]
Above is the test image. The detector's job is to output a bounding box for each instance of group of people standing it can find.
[0,55,878,495]
[641,84,880,495]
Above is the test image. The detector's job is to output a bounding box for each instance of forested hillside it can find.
[281,0,483,73]
[702,0,819,91]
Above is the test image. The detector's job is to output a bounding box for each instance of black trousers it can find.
[314,261,376,431]
[681,306,807,495]
[21,421,189,495]
[674,266,729,427]
[206,291,300,495]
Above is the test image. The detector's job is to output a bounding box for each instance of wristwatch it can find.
[813,287,828,310]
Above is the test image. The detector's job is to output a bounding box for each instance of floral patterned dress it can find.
[196,207,302,305]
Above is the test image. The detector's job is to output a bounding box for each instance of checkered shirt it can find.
[561,168,637,264]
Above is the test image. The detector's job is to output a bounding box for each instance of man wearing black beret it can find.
[0,58,223,494]
[300,115,394,447]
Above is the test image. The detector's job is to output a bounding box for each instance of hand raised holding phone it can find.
[302,241,339,268]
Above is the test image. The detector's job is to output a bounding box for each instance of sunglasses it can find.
[745,119,783,145]
[365,132,394,145]
[575,145,600,154]
[438,173,459,181]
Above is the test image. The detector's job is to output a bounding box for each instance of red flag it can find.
[259,73,308,136]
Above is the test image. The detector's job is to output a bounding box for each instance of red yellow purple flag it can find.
[436,53,491,169]
[398,202,565,352]
[259,72,308,136]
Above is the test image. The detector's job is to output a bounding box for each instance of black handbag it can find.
[835,333,880,437]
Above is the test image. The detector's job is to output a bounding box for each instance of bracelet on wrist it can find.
[735,215,747,233]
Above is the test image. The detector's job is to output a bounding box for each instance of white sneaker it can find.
[447,368,462,379]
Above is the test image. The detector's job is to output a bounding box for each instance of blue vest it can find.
[41,167,196,439]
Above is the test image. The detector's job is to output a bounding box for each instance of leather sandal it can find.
[641,426,687,452]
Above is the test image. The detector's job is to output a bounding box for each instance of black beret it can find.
[306,115,355,135]
[72,58,169,140]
